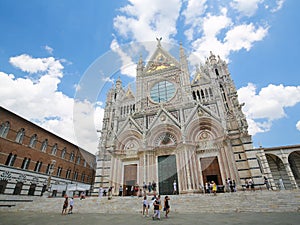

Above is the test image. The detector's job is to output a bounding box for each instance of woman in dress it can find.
[164,196,170,218]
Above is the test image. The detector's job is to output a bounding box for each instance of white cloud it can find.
[110,38,136,77]
[238,83,300,135]
[231,0,263,17]
[189,10,268,63]
[270,0,285,13]
[9,54,63,76]
[182,0,207,40]
[0,54,104,154]
[224,23,269,51]
[114,0,182,43]
[296,121,300,131]
[44,45,54,54]
[102,77,115,84]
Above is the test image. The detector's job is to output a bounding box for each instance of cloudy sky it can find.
[0,0,299,154]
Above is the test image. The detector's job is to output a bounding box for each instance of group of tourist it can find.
[61,196,74,215]
[142,194,171,220]
[204,181,218,195]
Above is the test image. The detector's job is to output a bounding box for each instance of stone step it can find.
[0,190,299,214]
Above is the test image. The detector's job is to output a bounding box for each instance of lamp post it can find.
[44,159,56,197]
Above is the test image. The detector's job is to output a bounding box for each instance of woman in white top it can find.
[142,196,149,217]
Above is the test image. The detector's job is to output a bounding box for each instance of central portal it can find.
[158,155,178,195]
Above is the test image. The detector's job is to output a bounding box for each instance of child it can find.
[142,196,149,217]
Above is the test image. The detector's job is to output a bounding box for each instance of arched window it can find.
[73,171,78,181]
[66,169,71,179]
[76,156,81,164]
[34,161,42,172]
[215,68,219,76]
[15,128,25,144]
[70,152,74,162]
[0,121,10,138]
[192,91,196,100]
[41,139,48,152]
[51,144,58,155]
[81,173,85,182]
[21,157,31,169]
[61,147,66,159]
[29,134,37,148]
[56,167,62,177]
[5,153,17,166]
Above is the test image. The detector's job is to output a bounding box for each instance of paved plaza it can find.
[1,211,300,225]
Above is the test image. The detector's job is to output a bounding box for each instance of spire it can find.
[179,42,190,85]
[115,76,122,89]
[209,51,217,65]
[137,54,144,77]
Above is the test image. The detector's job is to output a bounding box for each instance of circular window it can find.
[150,80,175,103]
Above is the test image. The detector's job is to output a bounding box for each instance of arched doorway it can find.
[0,180,8,194]
[200,156,222,186]
[13,182,23,195]
[266,154,291,189]
[158,155,178,195]
[288,151,300,188]
[28,183,36,196]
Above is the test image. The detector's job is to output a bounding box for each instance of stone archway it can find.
[266,154,291,190]
[288,151,300,188]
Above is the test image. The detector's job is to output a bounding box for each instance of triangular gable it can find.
[192,66,211,85]
[148,106,181,131]
[117,116,143,136]
[144,44,180,74]
[184,103,221,127]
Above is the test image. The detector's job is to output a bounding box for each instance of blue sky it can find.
[0,0,299,154]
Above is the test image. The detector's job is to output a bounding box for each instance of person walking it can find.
[164,196,170,218]
[152,195,161,220]
[62,196,68,215]
[173,180,177,195]
[119,185,123,196]
[68,197,74,214]
[142,196,149,217]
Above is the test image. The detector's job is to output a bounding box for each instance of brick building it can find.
[0,106,96,197]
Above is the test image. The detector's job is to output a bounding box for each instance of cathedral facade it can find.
[93,41,264,195]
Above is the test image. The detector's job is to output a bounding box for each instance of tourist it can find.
[232,180,236,192]
[148,182,152,193]
[264,176,271,190]
[68,197,74,214]
[142,182,147,195]
[229,179,234,192]
[205,182,209,193]
[142,196,149,217]
[108,186,113,200]
[152,195,161,220]
[80,192,85,200]
[245,179,249,190]
[248,178,255,191]
[62,196,68,215]
[99,187,103,198]
[164,196,170,218]
[119,185,123,196]
[173,180,177,195]
[152,181,157,194]
[212,181,217,196]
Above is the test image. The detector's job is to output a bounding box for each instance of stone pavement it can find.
[1,211,300,225]
[1,190,300,225]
